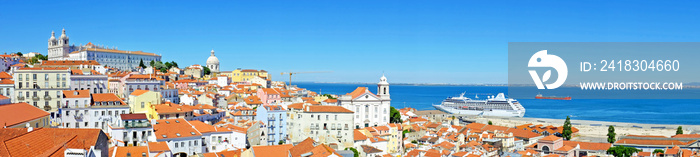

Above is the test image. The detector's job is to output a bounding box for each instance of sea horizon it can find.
[296,82,700,126]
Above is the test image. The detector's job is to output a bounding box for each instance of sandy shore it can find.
[474,116,700,143]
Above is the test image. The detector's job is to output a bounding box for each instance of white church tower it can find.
[378,74,390,99]
[48,28,70,60]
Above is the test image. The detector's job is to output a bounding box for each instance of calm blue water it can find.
[297,82,700,125]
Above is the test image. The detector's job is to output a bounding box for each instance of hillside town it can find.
[3,29,700,157]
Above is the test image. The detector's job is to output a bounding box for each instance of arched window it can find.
[542,146,550,154]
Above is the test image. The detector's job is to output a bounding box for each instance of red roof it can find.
[130,89,152,96]
[252,144,294,157]
[147,142,170,152]
[540,135,562,142]
[306,106,353,113]
[0,72,12,79]
[153,118,202,140]
[346,87,377,99]
[1,128,103,157]
[113,146,149,157]
[0,103,50,127]
[120,114,148,120]
[62,90,91,98]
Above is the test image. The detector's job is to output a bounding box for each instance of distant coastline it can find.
[297,81,700,88]
[301,81,508,87]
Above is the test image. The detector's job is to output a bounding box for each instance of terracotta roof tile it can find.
[0,103,50,127]
[113,146,149,157]
[147,142,170,152]
[130,89,151,96]
[62,90,91,98]
[306,106,353,113]
[252,144,293,157]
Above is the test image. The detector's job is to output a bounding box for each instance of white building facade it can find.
[47,29,162,71]
[338,75,391,128]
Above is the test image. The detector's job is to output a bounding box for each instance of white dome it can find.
[378,74,389,85]
[49,31,56,41]
[59,28,68,39]
[206,49,220,65]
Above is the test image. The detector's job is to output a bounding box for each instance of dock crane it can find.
[280,71,332,89]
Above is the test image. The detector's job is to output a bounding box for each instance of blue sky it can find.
[1,1,699,84]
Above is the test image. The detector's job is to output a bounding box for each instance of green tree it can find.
[677,126,683,135]
[411,140,418,144]
[150,60,155,67]
[390,107,402,123]
[139,59,146,68]
[164,62,173,69]
[203,66,211,75]
[488,121,493,125]
[562,116,573,140]
[607,125,616,143]
[607,145,640,157]
[36,54,48,60]
[15,52,22,57]
[402,130,410,138]
[171,61,178,68]
[344,147,359,157]
[160,67,168,73]
[653,149,664,154]
[278,140,285,145]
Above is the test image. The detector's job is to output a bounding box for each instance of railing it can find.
[32,96,40,101]
[124,122,152,129]
[17,96,24,101]
[44,95,52,101]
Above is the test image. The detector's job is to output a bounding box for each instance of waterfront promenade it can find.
[416,110,700,143]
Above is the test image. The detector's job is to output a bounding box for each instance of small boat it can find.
[535,94,571,100]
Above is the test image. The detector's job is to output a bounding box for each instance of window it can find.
[141,102,144,108]
[45,74,49,81]
[335,115,338,120]
[18,74,22,81]
[175,143,178,148]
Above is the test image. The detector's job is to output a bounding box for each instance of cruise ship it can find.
[433,93,525,117]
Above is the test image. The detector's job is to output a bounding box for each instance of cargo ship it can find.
[535,94,571,100]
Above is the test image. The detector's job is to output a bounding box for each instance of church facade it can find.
[337,75,391,128]
[47,29,162,71]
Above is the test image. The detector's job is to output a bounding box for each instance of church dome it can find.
[49,31,56,41]
[206,49,220,65]
[59,28,68,40]
[378,74,389,85]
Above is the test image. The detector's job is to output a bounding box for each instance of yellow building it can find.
[230,69,269,82]
[127,90,161,114]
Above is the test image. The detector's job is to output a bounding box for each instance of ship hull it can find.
[433,105,525,117]
[535,96,571,100]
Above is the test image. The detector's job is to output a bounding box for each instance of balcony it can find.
[32,96,40,101]
[124,121,152,129]
[17,96,24,101]
[44,95,52,101]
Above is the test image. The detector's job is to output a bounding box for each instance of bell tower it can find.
[377,74,390,99]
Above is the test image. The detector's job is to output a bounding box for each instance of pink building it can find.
[256,88,281,105]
